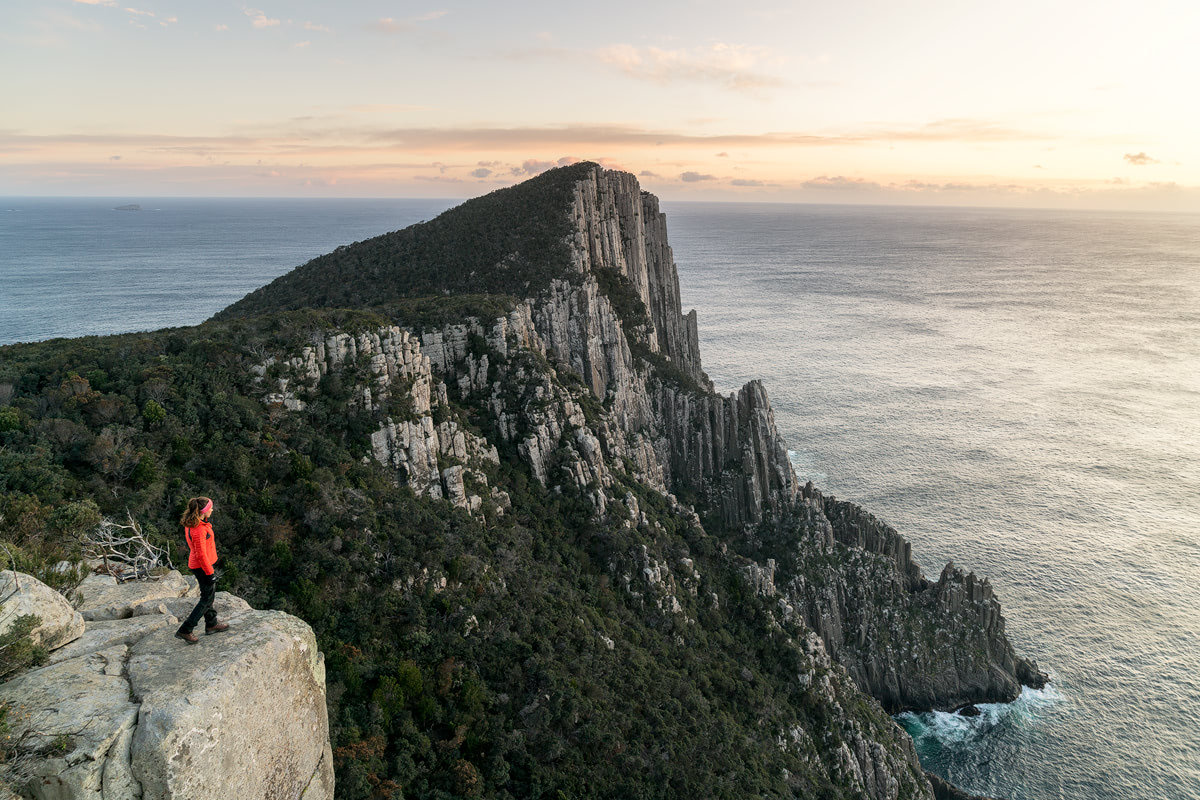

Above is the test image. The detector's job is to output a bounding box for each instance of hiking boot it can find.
[175,631,199,644]
[205,622,229,635]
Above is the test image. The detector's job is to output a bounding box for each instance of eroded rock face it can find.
[0,571,84,650]
[129,610,328,800]
[0,644,138,799]
[769,485,1046,713]
[0,574,332,800]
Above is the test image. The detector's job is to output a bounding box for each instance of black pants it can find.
[179,568,218,634]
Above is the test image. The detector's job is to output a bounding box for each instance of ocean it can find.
[3,197,1199,799]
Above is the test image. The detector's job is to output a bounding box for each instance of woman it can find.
[175,496,230,644]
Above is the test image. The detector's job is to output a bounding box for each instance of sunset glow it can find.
[3,0,1198,209]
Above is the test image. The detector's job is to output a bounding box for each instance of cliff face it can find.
[253,164,1037,704]
[233,165,1044,793]
[769,486,1046,713]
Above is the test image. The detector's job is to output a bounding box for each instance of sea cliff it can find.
[0,163,1043,799]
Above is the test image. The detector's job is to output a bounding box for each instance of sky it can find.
[2,0,1198,210]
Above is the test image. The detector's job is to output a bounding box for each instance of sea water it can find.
[0,198,455,345]
[3,197,1199,799]
[665,202,1200,800]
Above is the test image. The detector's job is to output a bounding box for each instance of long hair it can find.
[180,497,212,528]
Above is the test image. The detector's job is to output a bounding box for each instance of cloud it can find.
[680,171,715,182]
[802,175,882,191]
[215,23,229,31]
[109,155,121,160]
[715,151,729,157]
[357,118,1046,151]
[470,167,492,178]
[3,120,1048,165]
[639,170,662,178]
[1124,151,1159,165]
[370,11,446,33]
[730,178,763,186]
[597,42,785,92]
[293,41,310,48]
[124,7,154,17]
[345,104,426,114]
[303,21,332,33]
[509,156,579,176]
[71,0,116,5]
[414,174,464,183]
[882,118,1041,143]
[244,8,280,29]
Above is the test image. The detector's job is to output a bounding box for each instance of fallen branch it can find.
[82,513,173,582]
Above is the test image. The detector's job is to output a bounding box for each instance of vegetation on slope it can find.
[217,163,596,320]
[0,316,921,799]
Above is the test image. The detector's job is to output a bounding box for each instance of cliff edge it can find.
[0,570,333,800]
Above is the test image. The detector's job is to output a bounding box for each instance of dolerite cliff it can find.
[0,570,332,799]
[0,163,1045,800]
[214,164,1044,795]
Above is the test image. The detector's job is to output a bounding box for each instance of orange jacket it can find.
[185,521,218,575]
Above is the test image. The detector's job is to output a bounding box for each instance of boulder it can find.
[0,644,139,798]
[128,610,331,800]
[130,591,250,622]
[1,576,332,800]
[74,571,191,621]
[0,570,84,651]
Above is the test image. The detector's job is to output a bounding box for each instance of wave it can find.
[896,683,1065,748]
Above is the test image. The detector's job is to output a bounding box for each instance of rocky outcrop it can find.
[926,770,1003,800]
[568,169,704,384]
[0,573,332,800]
[241,164,1038,733]
[251,166,796,528]
[0,571,84,651]
[72,571,193,621]
[768,484,1046,713]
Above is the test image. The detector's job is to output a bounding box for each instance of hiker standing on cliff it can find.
[175,497,230,644]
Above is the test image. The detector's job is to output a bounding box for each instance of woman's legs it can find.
[179,568,216,635]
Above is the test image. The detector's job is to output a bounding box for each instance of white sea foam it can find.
[786,449,828,485]
[897,683,1065,746]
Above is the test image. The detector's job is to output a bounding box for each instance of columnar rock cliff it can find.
[241,163,1041,703]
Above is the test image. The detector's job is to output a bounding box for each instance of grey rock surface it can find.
[129,592,250,622]
[128,610,329,800]
[47,615,177,666]
[74,571,191,621]
[0,644,139,799]
[0,570,84,651]
[0,573,332,800]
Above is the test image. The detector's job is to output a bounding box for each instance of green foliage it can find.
[142,399,167,427]
[218,163,598,319]
[0,615,47,681]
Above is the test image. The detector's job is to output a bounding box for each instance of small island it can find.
[113,204,141,211]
